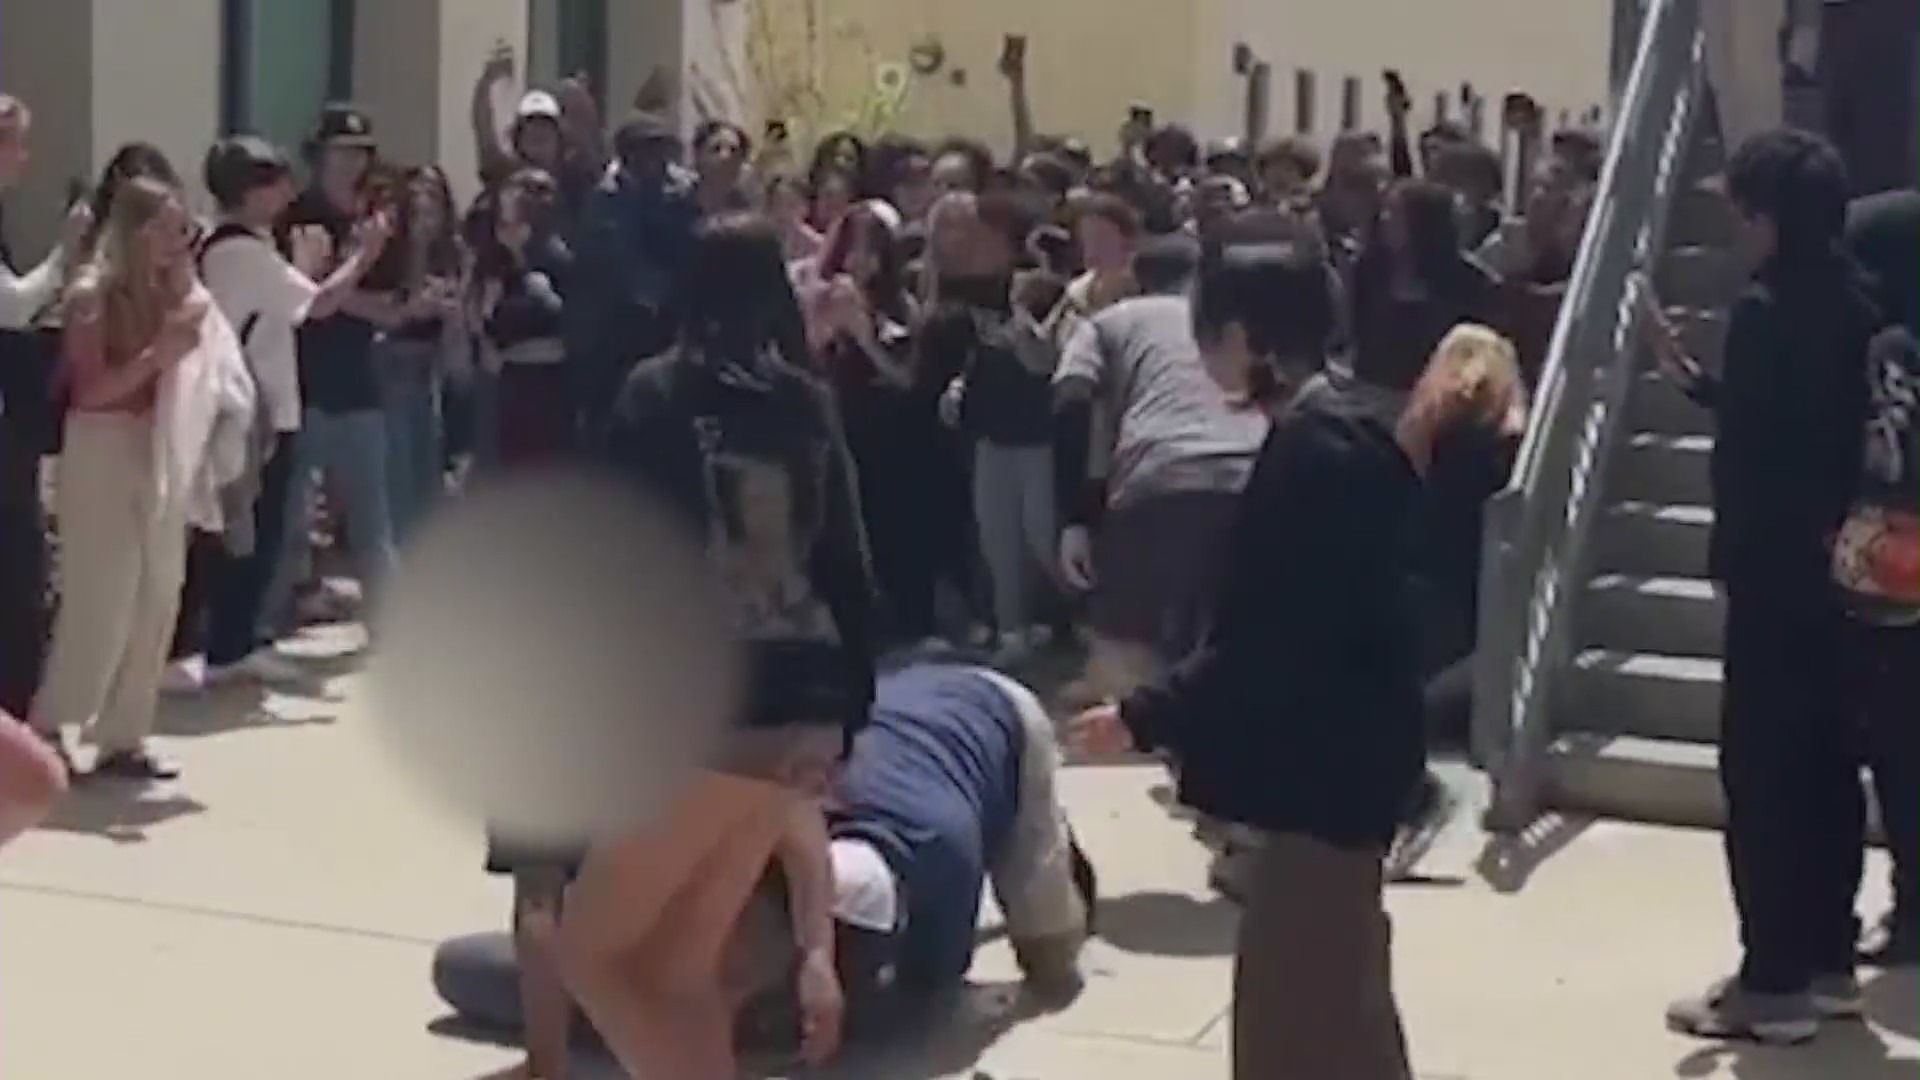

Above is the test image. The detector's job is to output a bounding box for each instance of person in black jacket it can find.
[553,213,878,1080]
[1071,211,1435,1080]
[1645,129,1879,1045]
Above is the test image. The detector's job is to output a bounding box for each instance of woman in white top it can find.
[32,176,253,781]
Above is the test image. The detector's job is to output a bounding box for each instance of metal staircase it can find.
[1472,0,1723,832]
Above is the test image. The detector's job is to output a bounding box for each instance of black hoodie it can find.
[604,345,878,739]
[1119,374,1425,849]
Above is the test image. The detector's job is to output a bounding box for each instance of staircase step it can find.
[1542,732,1887,841]
[1658,246,1746,311]
[1593,501,1712,576]
[1581,574,1725,656]
[1628,368,1717,435]
[1545,733,1725,829]
[1616,432,1713,505]
[1566,648,1722,743]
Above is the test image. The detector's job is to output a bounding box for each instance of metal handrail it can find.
[1471,0,1706,832]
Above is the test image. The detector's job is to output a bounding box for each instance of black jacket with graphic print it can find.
[605,346,878,741]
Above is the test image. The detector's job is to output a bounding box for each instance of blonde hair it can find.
[0,95,27,142]
[67,176,182,366]
[1398,323,1528,470]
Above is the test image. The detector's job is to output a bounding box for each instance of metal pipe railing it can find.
[1472,0,1707,832]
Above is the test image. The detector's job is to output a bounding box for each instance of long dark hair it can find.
[396,164,462,280]
[818,203,910,325]
[1354,178,1482,309]
[85,143,181,254]
[679,212,800,363]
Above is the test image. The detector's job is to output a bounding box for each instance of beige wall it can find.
[437,0,532,205]
[1193,0,1611,143]
[1,0,221,256]
[0,0,94,259]
[746,0,1198,159]
[737,0,1609,160]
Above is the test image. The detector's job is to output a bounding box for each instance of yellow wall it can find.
[736,0,1611,162]
[744,0,1200,159]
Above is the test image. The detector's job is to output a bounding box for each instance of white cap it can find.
[864,199,903,231]
[516,90,562,121]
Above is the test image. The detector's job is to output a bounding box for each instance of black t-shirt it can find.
[283,189,390,414]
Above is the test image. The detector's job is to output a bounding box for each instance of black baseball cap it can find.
[204,135,293,209]
[311,103,377,149]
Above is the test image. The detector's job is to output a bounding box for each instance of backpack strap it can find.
[196,223,264,349]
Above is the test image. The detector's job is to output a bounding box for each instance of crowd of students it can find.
[0,25,1910,1080]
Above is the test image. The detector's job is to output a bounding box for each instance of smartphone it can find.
[1128,103,1155,128]
[65,177,87,206]
[1383,69,1408,102]
[1001,33,1028,70]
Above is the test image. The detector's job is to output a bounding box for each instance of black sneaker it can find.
[1386,771,1458,881]
[90,748,181,782]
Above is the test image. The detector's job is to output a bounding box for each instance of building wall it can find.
[744,0,1199,158]
[0,0,94,258]
[1190,0,1613,144]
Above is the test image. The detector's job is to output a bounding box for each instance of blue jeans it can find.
[377,341,443,544]
[262,408,399,633]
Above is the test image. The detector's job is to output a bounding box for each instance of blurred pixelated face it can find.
[316,145,372,202]
[697,126,746,184]
[812,172,854,229]
[890,156,936,221]
[931,152,976,196]
[515,117,563,171]
[1076,214,1130,273]
[139,195,196,271]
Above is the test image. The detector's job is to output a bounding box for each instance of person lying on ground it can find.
[433,652,1097,1068]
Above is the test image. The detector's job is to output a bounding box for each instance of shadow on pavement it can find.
[1863,968,1918,1039]
[156,685,338,738]
[38,784,206,844]
[1472,812,1594,895]
[1672,1020,1915,1080]
[1095,889,1237,957]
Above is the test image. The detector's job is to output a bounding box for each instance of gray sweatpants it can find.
[972,441,1057,635]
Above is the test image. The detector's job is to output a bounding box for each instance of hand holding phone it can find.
[999,33,1028,79]
[1383,70,1411,118]
[1631,272,1703,388]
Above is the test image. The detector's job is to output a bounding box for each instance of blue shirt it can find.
[828,664,1024,991]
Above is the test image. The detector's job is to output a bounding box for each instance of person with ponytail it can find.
[1069,209,1434,1080]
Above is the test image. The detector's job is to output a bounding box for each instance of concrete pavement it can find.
[2,624,1912,1079]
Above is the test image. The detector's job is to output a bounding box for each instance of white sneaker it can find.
[161,656,206,695]
[205,650,306,686]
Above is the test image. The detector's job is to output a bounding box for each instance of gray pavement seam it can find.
[0,880,441,947]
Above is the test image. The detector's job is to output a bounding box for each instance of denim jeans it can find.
[262,408,399,632]
[377,341,443,544]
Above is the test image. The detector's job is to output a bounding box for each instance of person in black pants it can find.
[1842,189,1920,967]
[1646,129,1880,1044]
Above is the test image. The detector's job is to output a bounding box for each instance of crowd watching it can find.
[0,27,1910,1080]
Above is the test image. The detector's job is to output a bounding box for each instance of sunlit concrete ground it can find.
[2,623,1912,1079]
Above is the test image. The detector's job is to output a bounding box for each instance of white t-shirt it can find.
[198,225,318,432]
[829,838,900,934]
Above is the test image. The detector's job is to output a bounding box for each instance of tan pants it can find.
[1233,832,1412,1080]
[33,413,186,754]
